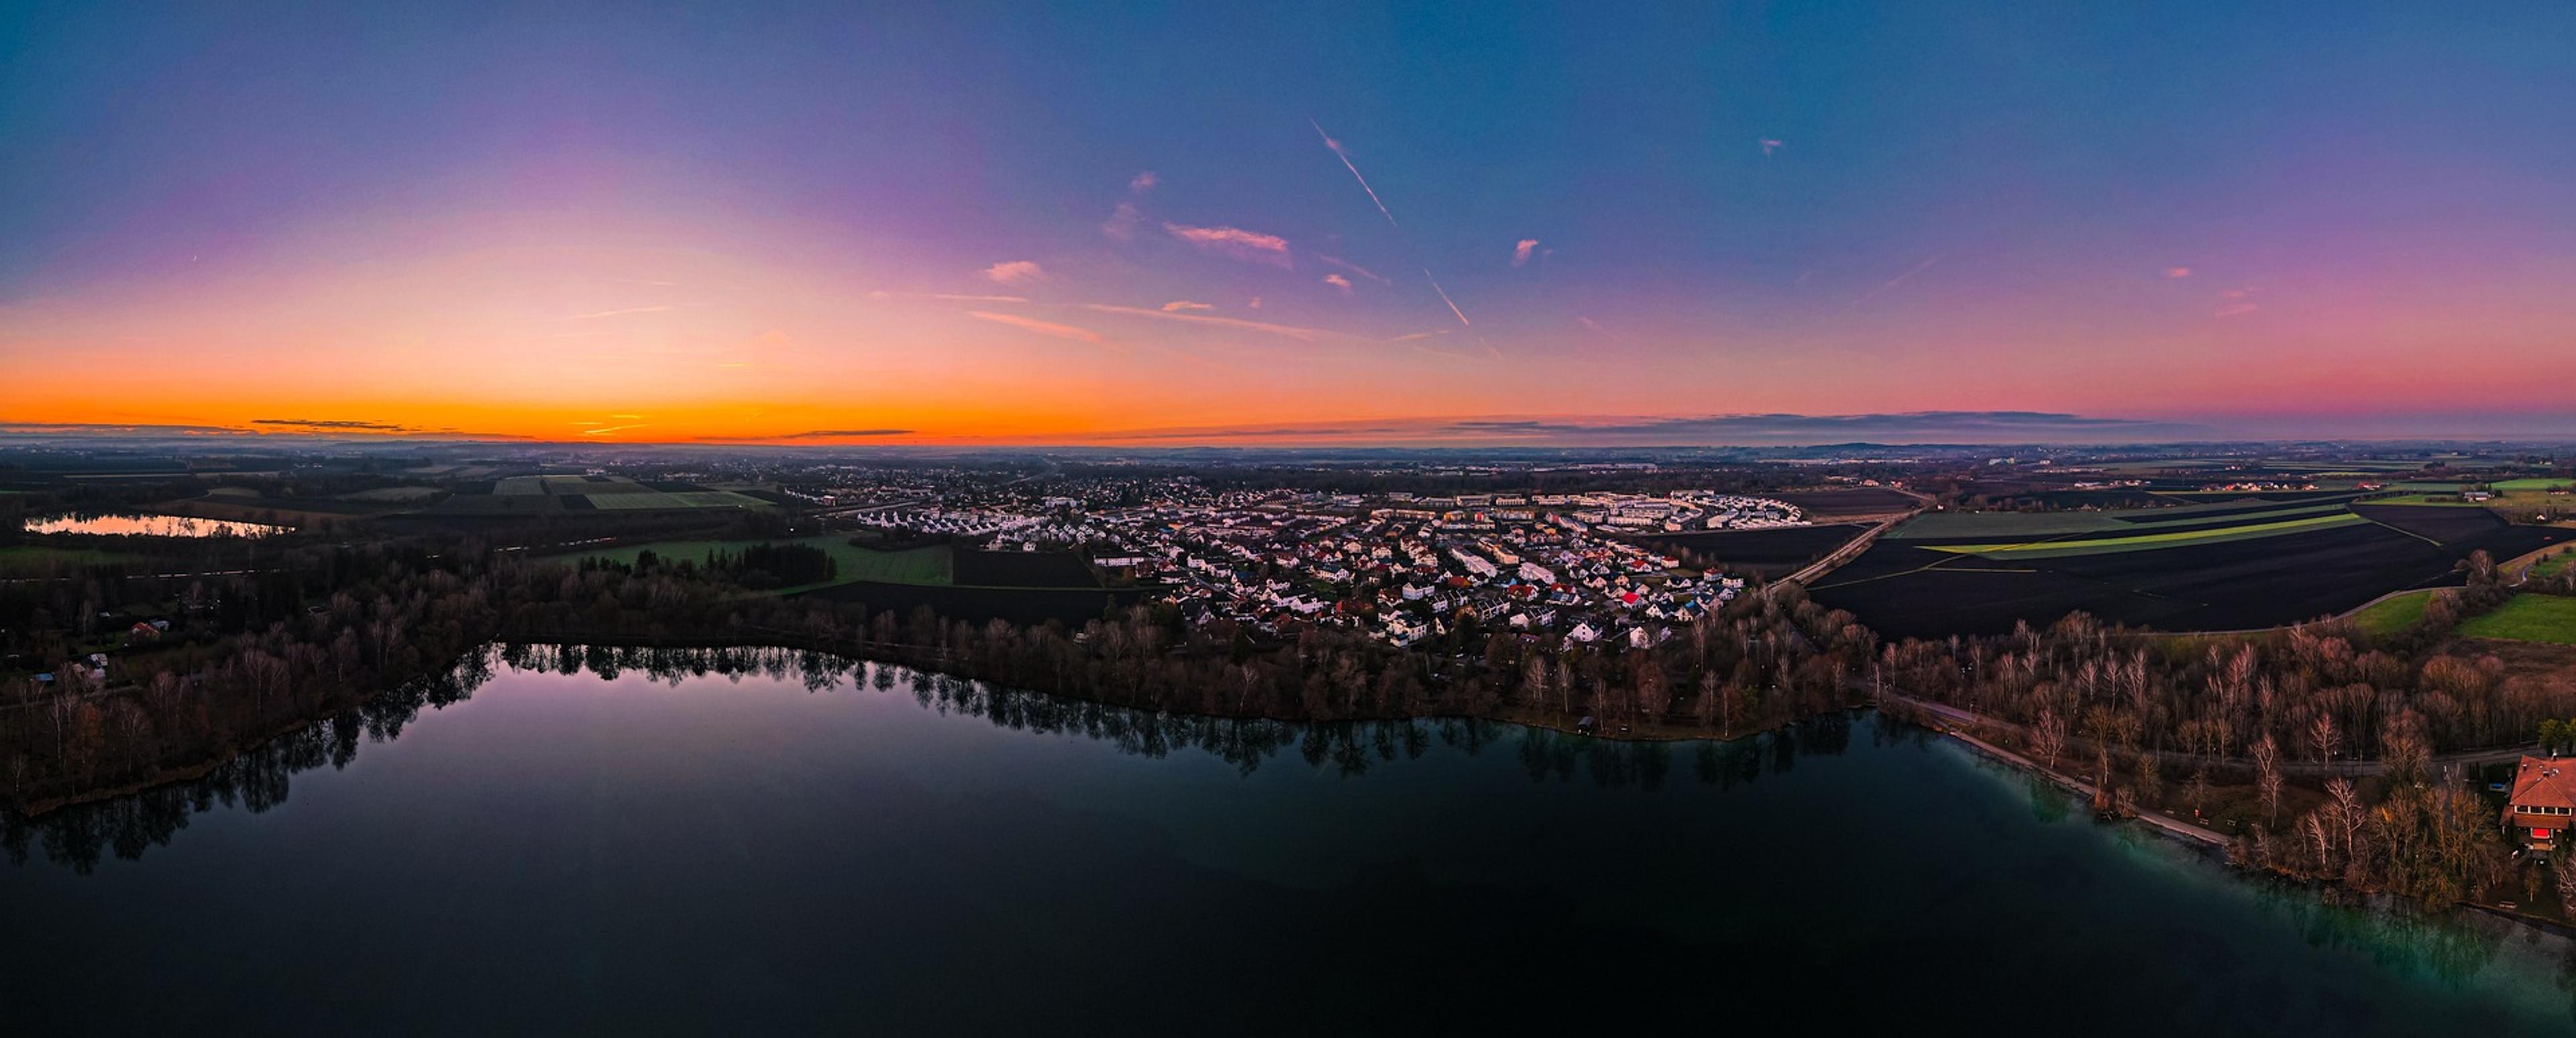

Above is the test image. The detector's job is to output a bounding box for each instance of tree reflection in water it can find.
[1,643,1855,872]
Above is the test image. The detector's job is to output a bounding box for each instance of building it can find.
[2504,755,2576,852]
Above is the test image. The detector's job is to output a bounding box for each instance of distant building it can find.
[2505,755,2576,852]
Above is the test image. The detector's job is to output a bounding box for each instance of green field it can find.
[1918,511,2367,559]
[341,486,443,502]
[2491,479,2575,493]
[1889,498,2351,540]
[2349,589,2443,636]
[561,536,952,593]
[2537,553,2576,579]
[584,489,771,510]
[2365,494,2487,507]
[0,545,138,572]
[437,475,770,514]
[2457,594,2576,645]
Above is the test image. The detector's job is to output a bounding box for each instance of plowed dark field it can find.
[1808,513,2574,638]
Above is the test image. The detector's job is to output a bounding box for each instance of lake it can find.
[23,512,288,537]
[6,645,2573,1035]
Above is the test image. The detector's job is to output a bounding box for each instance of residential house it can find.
[2506,755,2576,852]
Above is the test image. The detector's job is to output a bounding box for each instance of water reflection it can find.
[3,643,1855,872]
[9,642,2574,1031]
[23,513,289,537]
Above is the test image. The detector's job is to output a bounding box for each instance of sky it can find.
[4,2,2574,446]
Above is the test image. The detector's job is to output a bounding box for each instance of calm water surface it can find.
[23,513,288,537]
[6,646,2573,1035]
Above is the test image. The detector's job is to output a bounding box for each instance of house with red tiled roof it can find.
[2504,756,2576,852]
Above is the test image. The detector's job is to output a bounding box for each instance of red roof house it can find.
[2504,756,2576,852]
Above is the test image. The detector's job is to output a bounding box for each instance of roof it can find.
[2509,756,2576,809]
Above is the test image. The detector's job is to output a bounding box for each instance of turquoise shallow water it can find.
[5,647,2572,1035]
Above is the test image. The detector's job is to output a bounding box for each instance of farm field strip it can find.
[559,536,953,587]
[582,489,771,510]
[2457,594,2576,646]
[1888,497,2355,540]
[1921,512,2367,559]
[2348,589,2443,636]
[0,546,140,572]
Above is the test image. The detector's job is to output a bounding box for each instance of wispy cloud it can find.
[967,310,1108,345]
[1081,303,1331,341]
[1161,300,1213,312]
[1511,239,1539,267]
[868,290,1030,303]
[580,424,647,437]
[1163,223,1293,266]
[1102,171,1159,239]
[1102,200,1142,241]
[1314,254,1391,285]
[983,260,1047,285]
[1322,274,1353,294]
[1310,118,1399,229]
[1098,410,2211,447]
[566,306,672,320]
[0,422,250,438]
[2164,267,2193,278]
[780,428,914,439]
[2214,302,2260,318]
[865,291,1025,302]
[1386,330,1450,343]
[253,418,409,432]
[1760,138,1784,157]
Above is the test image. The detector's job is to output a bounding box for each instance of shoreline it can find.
[19,641,2573,952]
[1887,696,2576,944]
[7,633,1812,818]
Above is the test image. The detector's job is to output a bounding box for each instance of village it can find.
[839,477,1802,651]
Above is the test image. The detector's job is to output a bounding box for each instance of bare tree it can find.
[2031,707,2068,771]
[2381,713,2430,787]
[2326,776,2363,864]
[2309,713,2341,772]
[2253,734,2284,825]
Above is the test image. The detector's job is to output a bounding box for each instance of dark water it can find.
[7,646,2575,1035]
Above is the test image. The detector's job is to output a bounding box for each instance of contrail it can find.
[1851,253,1945,307]
[1311,118,1399,229]
[1423,270,1499,358]
[1312,117,1496,357]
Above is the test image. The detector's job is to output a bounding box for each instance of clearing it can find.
[2457,594,2576,646]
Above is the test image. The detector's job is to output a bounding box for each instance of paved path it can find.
[1905,701,2231,848]
[1879,688,2533,778]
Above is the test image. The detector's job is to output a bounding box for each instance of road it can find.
[1778,515,1903,589]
